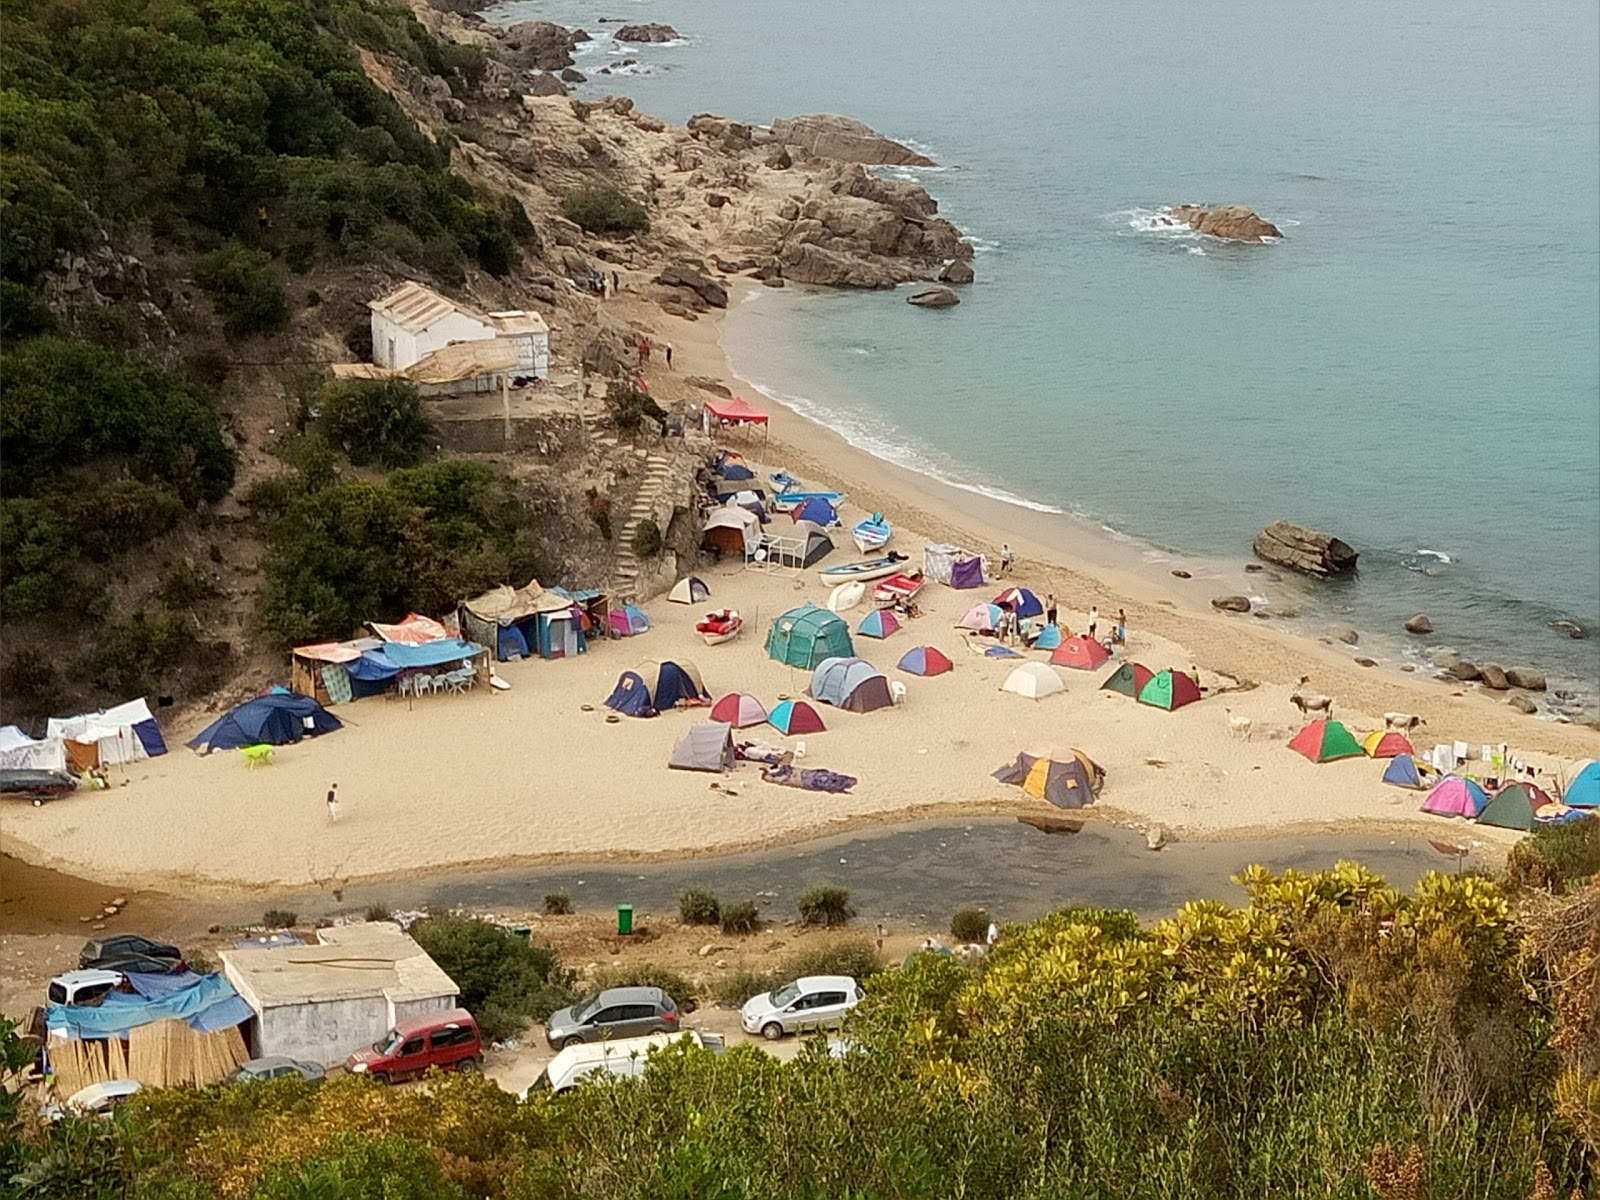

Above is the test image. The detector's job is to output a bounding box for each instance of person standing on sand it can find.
[876,922,886,952]
[326,783,340,822]
[1000,544,1014,576]
[1116,608,1127,646]
[1046,593,1058,628]
[1088,606,1100,640]
[665,342,674,369]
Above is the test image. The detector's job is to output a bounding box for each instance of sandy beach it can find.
[3,280,1594,896]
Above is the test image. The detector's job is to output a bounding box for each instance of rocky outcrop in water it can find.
[1171,204,1283,241]
[939,260,974,284]
[769,114,936,167]
[1405,613,1433,634]
[615,23,680,42]
[503,21,584,71]
[907,286,959,308]
[1253,521,1358,578]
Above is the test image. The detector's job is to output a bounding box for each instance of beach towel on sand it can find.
[761,764,857,793]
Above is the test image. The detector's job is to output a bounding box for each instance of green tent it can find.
[1137,669,1203,711]
[1100,662,1153,698]
[765,603,854,669]
[1476,784,1538,832]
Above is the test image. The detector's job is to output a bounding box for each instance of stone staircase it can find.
[614,452,681,601]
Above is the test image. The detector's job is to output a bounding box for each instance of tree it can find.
[318,379,432,468]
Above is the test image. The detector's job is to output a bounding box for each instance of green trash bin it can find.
[617,904,634,935]
[510,923,531,943]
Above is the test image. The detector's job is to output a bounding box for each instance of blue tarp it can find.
[188,693,342,754]
[46,972,254,1038]
[374,638,484,669]
[132,719,168,757]
[347,653,401,681]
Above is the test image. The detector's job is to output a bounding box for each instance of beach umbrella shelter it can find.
[187,693,341,755]
[809,657,894,713]
[607,604,651,637]
[768,699,826,735]
[992,587,1044,619]
[668,722,736,772]
[636,659,710,707]
[710,693,768,728]
[1476,783,1549,831]
[1563,760,1600,808]
[958,603,1004,632]
[993,749,1103,809]
[858,609,902,639]
[603,671,656,717]
[1137,670,1203,711]
[1382,755,1426,789]
[1031,624,1065,651]
[1001,663,1066,701]
[1420,775,1489,818]
[790,496,840,527]
[766,603,854,669]
[1101,662,1154,698]
[668,577,710,605]
[1363,730,1415,759]
[1288,719,1364,762]
[897,646,953,676]
[1050,635,1111,671]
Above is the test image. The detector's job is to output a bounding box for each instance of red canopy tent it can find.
[703,395,769,463]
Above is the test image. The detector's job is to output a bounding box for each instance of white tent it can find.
[0,726,68,772]
[668,577,710,605]
[702,506,761,557]
[1001,663,1066,701]
[47,698,167,766]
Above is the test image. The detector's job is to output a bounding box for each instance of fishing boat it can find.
[852,512,892,554]
[816,552,908,584]
[0,768,78,807]
[771,488,847,514]
[695,608,744,646]
[872,572,926,608]
[827,581,866,613]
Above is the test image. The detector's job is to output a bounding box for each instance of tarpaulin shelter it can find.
[923,544,963,584]
[1288,719,1364,762]
[950,555,988,589]
[1051,636,1111,671]
[48,699,168,769]
[710,693,768,728]
[0,726,68,773]
[1101,662,1154,698]
[188,693,341,755]
[668,577,710,605]
[1382,755,1426,789]
[993,749,1103,809]
[986,645,1022,658]
[790,496,840,527]
[1563,760,1600,808]
[1420,775,1489,818]
[636,659,710,708]
[369,613,451,644]
[766,603,853,668]
[858,609,901,639]
[1363,730,1415,759]
[1031,624,1065,651]
[47,972,254,1040]
[809,657,893,713]
[897,646,953,676]
[958,603,1003,632]
[702,506,762,558]
[1477,783,1555,832]
[703,395,770,429]
[669,722,736,772]
[993,588,1043,619]
[1001,663,1066,700]
[768,699,826,735]
[604,671,656,717]
[609,605,652,638]
[459,580,594,661]
[1137,670,1203,711]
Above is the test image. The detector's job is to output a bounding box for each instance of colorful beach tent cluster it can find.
[768,699,826,735]
[1476,782,1555,831]
[1420,775,1489,818]
[857,609,901,639]
[1288,719,1364,763]
[809,657,893,713]
[710,693,768,728]
[668,577,710,605]
[608,604,651,638]
[188,691,341,755]
[897,646,953,676]
[1050,635,1111,671]
[993,749,1104,810]
[1002,662,1065,700]
[1098,663,1202,710]
[668,722,736,772]
[766,604,853,668]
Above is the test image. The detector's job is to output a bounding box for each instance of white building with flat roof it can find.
[368,281,548,379]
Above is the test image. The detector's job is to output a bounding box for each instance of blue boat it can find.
[772,488,848,513]
[852,512,892,553]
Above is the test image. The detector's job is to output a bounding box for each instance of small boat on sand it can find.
[772,489,847,514]
[872,572,926,608]
[852,512,891,553]
[0,768,78,807]
[696,609,744,646]
[827,582,866,612]
[816,552,908,584]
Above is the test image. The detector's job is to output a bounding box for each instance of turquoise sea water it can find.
[496,0,1600,701]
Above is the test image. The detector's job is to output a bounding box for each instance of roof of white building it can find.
[368,281,488,333]
[220,922,458,1008]
[487,310,549,335]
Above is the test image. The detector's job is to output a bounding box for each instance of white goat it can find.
[1383,712,1426,733]
[1224,708,1253,741]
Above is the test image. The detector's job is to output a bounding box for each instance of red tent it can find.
[1050,636,1112,671]
[704,396,769,426]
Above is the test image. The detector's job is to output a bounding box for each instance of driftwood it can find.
[1253,520,1358,579]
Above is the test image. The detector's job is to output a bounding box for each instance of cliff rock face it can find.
[1171,204,1283,241]
[502,21,584,70]
[768,114,936,167]
[1253,521,1358,578]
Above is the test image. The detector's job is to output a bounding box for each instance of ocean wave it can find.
[1116,207,1202,238]
[962,235,1001,254]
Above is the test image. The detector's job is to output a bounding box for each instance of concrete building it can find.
[220,923,459,1067]
[369,281,548,378]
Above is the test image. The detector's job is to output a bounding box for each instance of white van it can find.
[48,969,126,1007]
[522,1030,724,1097]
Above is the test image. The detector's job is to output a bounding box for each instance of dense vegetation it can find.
[8,838,1596,1198]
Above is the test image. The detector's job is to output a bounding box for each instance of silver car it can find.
[740,975,863,1040]
[231,1056,326,1083]
[544,986,681,1050]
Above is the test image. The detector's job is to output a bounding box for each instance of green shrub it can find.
[605,381,666,432]
[543,893,573,916]
[632,519,663,558]
[410,915,572,1042]
[710,968,776,1006]
[719,900,762,936]
[77,607,204,701]
[781,938,881,984]
[184,949,215,975]
[364,904,391,923]
[589,964,697,1012]
[318,379,432,469]
[195,245,290,337]
[679,888,721,925]
[798,884,854,928]
[0,649,66,720]
[950,907,991,944]
[1504,819,1600,894]
[262,910,297,929]
[562,184,649,235]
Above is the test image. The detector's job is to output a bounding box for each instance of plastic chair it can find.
[241,744,274,768]
[890,681,908,706]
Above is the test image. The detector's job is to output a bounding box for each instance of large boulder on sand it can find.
[1171,204,1283,241]
[1253,521,1358,578]
[1212,595,1252,613]
[1478,663,1510,690]
[655,263,728,309]
[1505,667,1547,691]
[907,286,959,308]
[769,114,936,167]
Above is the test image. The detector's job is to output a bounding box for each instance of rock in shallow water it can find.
[1405,613,1433,634]
[1505,667,1546,691]
[1478,663,1509,690]
[1211,595,1251,613]
[1552,619,1586,639]
[938,259,974,284]
[907,286,959,308]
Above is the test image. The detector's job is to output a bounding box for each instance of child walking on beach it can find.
[326,783,340,823]
[1046,593,1058,628]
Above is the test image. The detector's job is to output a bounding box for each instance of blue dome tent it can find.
[188,694,342,755]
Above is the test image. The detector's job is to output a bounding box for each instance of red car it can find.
[345,1008,482,1083]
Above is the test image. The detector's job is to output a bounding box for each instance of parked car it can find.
[522,1030,725,1097]
[740,975,863,1040]
[79,935,182,970]
[544,987,681,1050]
[42,1078,143,1121]
[85,951,187,976]
[231,1056,326,1084]
[47,969,127,1007]
[345,1008,481,1083]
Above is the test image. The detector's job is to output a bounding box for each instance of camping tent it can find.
[950,556,987,589]
[668,722,736,772]
[0,726,68,773]
[1001,663,1066,701]
[604,671,656,717]
[1475,783,1546,831]
[1382,755,1426,789]
[714,451,754,480]
[47,699,168,768]
[790,496,839,527]
[809,657,893,713]
[923,544,964,585]
[1420,775,1489,818]
[458,580,592,662]
[1562,761,1599,808]
[993,750,1103,809]
[608,605,651,637]
[762,521,835,569]
[636,660,709,708]
[768,699,826,735]
[188,693,341,755]
[1101,662,1154,698]
[958,603,1003,633]
[710,693,768,728]
[668,577,711,605]
[766,604,853,668]
[1137,670,1202,711]
[993,588,1043,619]
[1363,730,1415,759]
[1051,636,1111,671]
[897,646,953,676]
[702,506,761,558]
[1031,624,1065,651]
[1288,719,1365,763]
[858,609,901,639]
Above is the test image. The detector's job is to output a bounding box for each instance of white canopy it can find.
[0,725,68,772]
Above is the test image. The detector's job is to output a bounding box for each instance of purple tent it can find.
[950,556,987,589]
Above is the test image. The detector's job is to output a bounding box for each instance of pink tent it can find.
[958,603,1003,632]
[709,693,768,728]
[1420,775,1489,818]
